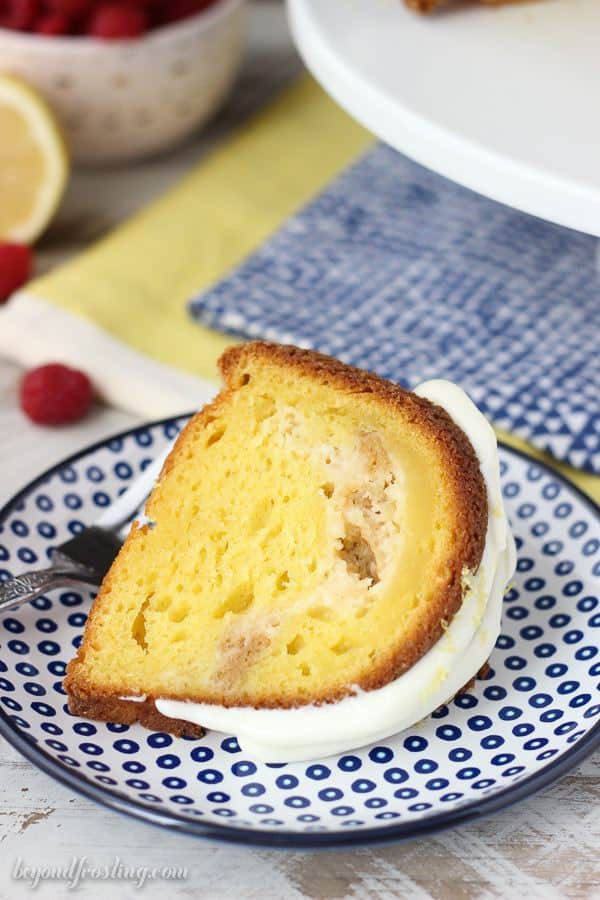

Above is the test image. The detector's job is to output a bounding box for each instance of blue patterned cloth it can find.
[189,145,600,474]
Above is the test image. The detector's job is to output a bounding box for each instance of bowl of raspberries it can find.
[0,0,246,162]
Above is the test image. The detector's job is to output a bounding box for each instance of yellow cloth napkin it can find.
[0,74,597,503]
[9,76,373,382]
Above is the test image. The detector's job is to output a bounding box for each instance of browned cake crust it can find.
[67,693,204,738]
[405,0,516,12]
[65,342,488,723]
[404,0,448,10]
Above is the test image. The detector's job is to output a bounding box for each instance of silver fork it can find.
[0,443,172,613]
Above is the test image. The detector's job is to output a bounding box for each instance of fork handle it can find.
[0,566,94,613]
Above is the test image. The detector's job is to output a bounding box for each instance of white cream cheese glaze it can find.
[155,380,516,762]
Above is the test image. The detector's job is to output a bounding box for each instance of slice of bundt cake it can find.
[65,342,507,754]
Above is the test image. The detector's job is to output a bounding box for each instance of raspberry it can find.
[4,0,40,29]
[0,243,32,302]
[45,0,92,18]
[20,364,94,425]
[87,3,148,38]
[164,0,216,23]
[34,11,71,34]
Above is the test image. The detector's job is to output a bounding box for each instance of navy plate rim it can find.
[0,415,598,849]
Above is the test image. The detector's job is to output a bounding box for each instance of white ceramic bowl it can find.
[0,0,246,164]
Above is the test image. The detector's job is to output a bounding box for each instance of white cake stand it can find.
[288,0,600,237]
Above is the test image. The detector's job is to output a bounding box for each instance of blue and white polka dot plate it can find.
[0,418,598,848]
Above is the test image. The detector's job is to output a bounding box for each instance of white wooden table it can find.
[0,4,598,897]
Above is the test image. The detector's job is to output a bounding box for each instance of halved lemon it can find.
[0,74,69,243]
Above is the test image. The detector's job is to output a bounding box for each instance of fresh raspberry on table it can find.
[20,364,94,425]
[0,243,32,302]
[34,11,71,34]
[87,3,148,38]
